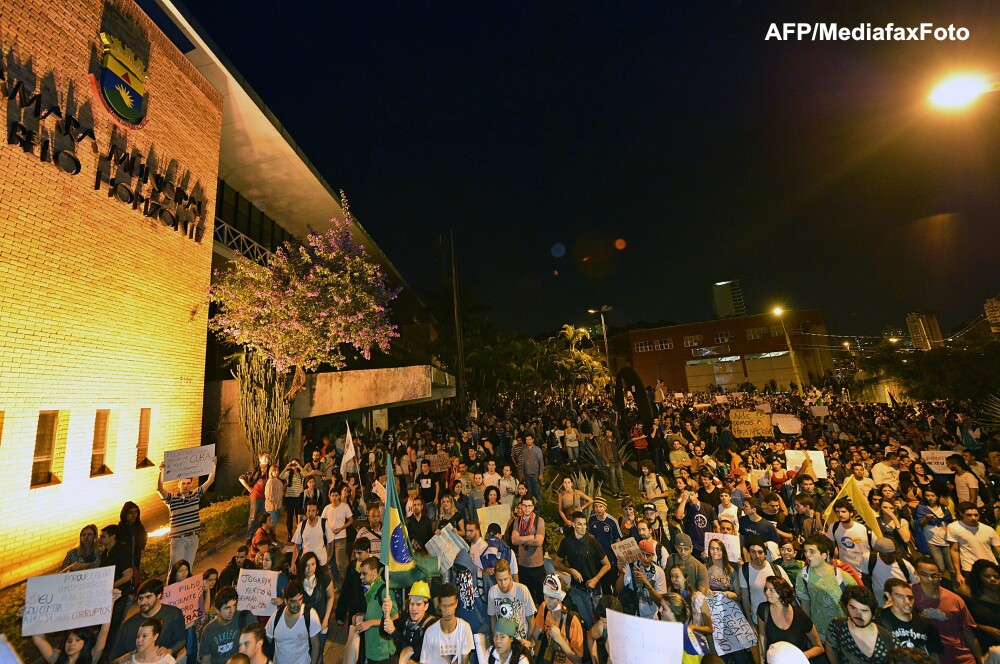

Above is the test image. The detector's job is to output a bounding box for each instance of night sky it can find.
[184,1,1000,337]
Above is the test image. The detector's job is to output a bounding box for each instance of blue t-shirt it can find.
[739,515,779,544]
[588,515,623,562]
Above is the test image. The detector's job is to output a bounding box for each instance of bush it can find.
[0,496,248,659]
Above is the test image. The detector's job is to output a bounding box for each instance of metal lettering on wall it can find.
[0,40,206,243]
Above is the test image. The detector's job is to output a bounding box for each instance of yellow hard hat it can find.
[409,580,431,600]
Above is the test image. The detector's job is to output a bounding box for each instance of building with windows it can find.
[609,310,833,392]
[712,280,747,318]
[905,312,943,351]
[0,0,450,587]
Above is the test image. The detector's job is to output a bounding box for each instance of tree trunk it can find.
[285,365,308,401]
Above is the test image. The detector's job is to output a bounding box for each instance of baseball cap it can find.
[543,574,567,600]
[874,537,896,554]
[494,618,519,637]
[638,539,656,555]
[642,503,656,512]
[675,533,693,549]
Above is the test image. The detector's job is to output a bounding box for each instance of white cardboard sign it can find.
[21,566,115,636]
[236,570,279,616]
[164,444,216,481]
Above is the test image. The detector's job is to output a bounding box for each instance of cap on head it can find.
[494,617,519,637]
[874,537,896,554]
[642,503,656,513]
[542,574,567,601]
[675,533,693,548]
[638,539,656,554]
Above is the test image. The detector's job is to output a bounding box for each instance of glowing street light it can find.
[928,73,997,111]
[772,307,804,396]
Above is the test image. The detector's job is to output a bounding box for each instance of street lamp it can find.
[928,73,997,111]
[772,307,804,396]
[587,305,612,375]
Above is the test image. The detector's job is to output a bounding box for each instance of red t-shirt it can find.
[911,583,977,664]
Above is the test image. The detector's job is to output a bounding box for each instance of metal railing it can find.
[213,219,273,264]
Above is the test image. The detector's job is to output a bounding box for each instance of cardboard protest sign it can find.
[372,480,387,502]
[771,414,802,435]
[715,395,728,404]
[164,444,215,481]
[607,609,683,664]
[810,405,830,417]
[785,450,827,478]
[477,504,511,537]
[429,452,450,473]
[921,451,954,475]
[674,393,685,399]
[610,537,643,565]
[704,533,741,562]
[756,402,771,413]
[163,573,205,627]
[730,391,745,399]
[425,524,468,574]
[708,594,758,654]
[21,566,115,636]
[236,570,279,616]
[730,409,773,438]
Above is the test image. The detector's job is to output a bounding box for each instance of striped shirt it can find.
[163,486,205,536]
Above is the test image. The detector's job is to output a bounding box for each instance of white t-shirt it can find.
[871,557,916,601]
[946,521,1000,571]
[483,471,501,489]
[127,654,175,664]
[293,518,330,565]
[955,473,984,507]
[321,502,353,541]
[828,521,871,575]
[487,583,536,639]
[743,563,790,616]
[419,618,475,664]
[265,607,321,664]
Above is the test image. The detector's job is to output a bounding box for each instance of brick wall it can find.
[0,0,223,587]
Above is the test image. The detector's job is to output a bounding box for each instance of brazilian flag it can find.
[380,455,427,587]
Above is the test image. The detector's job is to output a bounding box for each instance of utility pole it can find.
[450,229,466,415]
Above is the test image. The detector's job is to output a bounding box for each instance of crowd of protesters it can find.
[26,382,1000,664]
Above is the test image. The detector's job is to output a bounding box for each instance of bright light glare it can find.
[772,307,783,316]
[928,74,990,110]
[149,526,171,538]
[888,337,900,343]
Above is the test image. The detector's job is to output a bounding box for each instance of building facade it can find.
[609,310,833,393]
[712,280,746,318]
[0,0,224,585]
[906,312,943,351]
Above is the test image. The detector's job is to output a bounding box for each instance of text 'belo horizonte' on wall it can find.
[1,35,208,243]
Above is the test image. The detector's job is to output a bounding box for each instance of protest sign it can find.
[707,594,757,654]
[424,524,467,574]
[163,574,205,627]
[715,395,728,404]
[673,392,684,399]
[163,444,216,482]
[477,504,511,536]
[810,405,830,418]
[756,402,771,413]
[21,566,115,636]
[921,451,954,475]
[771,414,802,435]
[704,533,741,562]
[372,480,386,502]
[610,537,643,565]
[607,609,683,664]
[694,403,711,409]
[730,409,773,438]
[236,570,279,616]
[785,450,828,479]
[429,452,450,473]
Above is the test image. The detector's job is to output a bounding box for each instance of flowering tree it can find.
[209,199,400,400]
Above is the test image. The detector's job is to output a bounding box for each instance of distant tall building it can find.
[713,280,746,318]
[906,312,944,351]
[985,296,1000,333]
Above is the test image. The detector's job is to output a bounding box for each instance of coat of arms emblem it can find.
[96,32,148,125]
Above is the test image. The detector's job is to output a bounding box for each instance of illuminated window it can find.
[747,327,768,340]
[91,410,113,476]
[136,408,153,468]
[31,411,63,487]
[683,335,702,347]
[634,340,654,353]
[654,338,673,350]
[714,331,734,344]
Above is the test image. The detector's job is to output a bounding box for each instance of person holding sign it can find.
[553,512,611,628]
[19,588,122,664]
[158,455,218,572]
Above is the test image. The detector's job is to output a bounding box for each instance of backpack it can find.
[298,517,329,548]
[273,604,313,658]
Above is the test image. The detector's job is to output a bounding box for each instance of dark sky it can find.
[184,1,1000,337]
